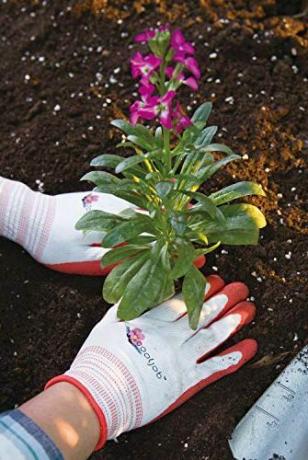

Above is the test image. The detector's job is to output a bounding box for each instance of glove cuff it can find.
[45,374,108,451]
[0,177,55,259]
[46,346,144,442]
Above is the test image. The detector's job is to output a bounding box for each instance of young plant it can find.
[77,25,266,328]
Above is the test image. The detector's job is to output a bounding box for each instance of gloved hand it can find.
[0,177,206,275]
[46,274,257,449]
[0,176,134,275]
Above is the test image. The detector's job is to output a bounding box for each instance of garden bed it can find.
[0,1,307,459]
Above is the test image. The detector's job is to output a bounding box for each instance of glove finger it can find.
[194,338,258,384]
[142,275,225,322]
[45,246,116,276]
[183,301,256,362]
[155,339,257,420]
[176,282,249,337]
[193,254,206,269]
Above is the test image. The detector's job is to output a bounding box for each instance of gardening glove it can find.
[46,274,257,450]
[0,176,134,275]
[0,177,206,275]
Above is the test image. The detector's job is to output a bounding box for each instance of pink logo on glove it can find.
[126,325,167,380]
[127,326,145,349]
[82,193,99,210]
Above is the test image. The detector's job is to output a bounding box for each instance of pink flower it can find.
[130,94,160,125]
[173,102,192,133]
[139,77,156,97]
[131,52,161,79]
[165,66,198,90]
[130,90,176,129]
[159,91,176,128]
[173,55,201,79]
[134,25,170,44]
[171,29,195,58]
[129,328,145,345]
[134,29,156,43]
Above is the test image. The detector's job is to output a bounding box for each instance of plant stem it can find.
[159,61,166,96]
[135,146,154,173]
[163,127,171,173]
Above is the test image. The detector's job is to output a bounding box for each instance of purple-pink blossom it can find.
[134,24,170,44]
[171,29,195,59]
[173,55,201,79]
[139,77,156,97]
[130,25,201,133]
[130,90,176,129]
[131,52,161,79]
[130,95,160,125]
[134,29,156,44]
[173,102,192,133]
[165,66,198,91]
[159,91,176,128]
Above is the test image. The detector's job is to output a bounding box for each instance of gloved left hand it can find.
[0,177,205,275]
[0,176,135,275]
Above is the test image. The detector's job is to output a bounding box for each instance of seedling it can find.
[77,26,266,328]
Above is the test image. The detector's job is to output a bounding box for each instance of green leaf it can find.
[194,126,218,148]
[191,102,212,125]
[111,119,157,150]
[102,215,155,248]
[90,154,123,169]
[75,210,121,232]
[170,213,187,236]
[155,181,174,199]
[155,126,162,140]
[201,143,235,155]
[187,192,218,220]
[145,171,162,182]
[221,203,266,228]
[160,243,170,271]
[171,241,196,279]
[196,154,240,182]
[180,149,214,176]
[182,124,204,144]
[209,181,266,206]
[115,155,146,174]
[109,189,147,209]
[194,241,221,256]
[125,235,157,245]
[127,135,153,151]
[203,204,266,245]
[81,171,120,190]
[103,252,149,304]
[111,119,136,135]
[101,244,150,267]
[117,243,171,320]
[183,266,207,329]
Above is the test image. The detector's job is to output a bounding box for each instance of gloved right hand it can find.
[46,273,257,449]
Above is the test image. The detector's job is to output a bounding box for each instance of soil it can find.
[0,1,307,459]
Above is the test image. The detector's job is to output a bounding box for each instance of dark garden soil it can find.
[0,1,307,459]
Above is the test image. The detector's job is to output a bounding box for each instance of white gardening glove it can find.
[46,274,257,450]
[0,177,206,275]
[0,176,133,275]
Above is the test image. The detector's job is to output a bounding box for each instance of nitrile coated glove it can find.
[0,177,205,275]
[46,274,257,450]
[0,176,133,274]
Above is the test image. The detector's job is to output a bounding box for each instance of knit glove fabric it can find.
[46,274,257,450]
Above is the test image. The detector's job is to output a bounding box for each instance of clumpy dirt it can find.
[0,1,307,459]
